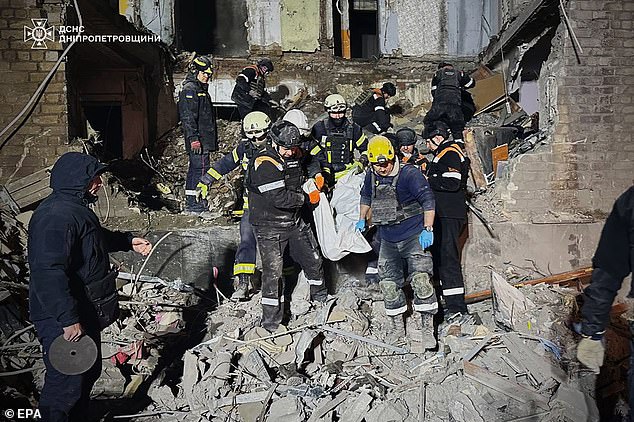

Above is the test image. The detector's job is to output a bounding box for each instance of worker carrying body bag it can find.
[303,169,371,261]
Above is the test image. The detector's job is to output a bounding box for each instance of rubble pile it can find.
[128,272,599,422]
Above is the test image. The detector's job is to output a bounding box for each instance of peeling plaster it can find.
[5,130,47,184]
[246,0,282,49]
[280,0,320,52]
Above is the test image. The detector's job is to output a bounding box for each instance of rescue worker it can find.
[196,111,271,300]
[247,121,327,331]
[423,62,475,145]
[231,58,275,119]
[577,187,633,401]
[311,94,368,186]
[28,152,152,421]
[396,127,428,169]
[178,55,218,218]
[424,124,470,317]
[283,109,328,195]
[352,82,396,135]
[357,136,437,347]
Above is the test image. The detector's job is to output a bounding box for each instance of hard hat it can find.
[269,120,301,148]
[367,135,395,164]
[396,128,417,146]
[243,111,271,139]
[190,56,213,74]
[283,109,310,136]
[324,94,347,113]
[437,62,454,69]
[381,82,396,97]
[425,123,449,141]
[257,58,274,73]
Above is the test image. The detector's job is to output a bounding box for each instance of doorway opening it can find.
[332,0,378,59]
[82,103,123,160]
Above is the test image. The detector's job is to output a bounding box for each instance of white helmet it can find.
[283,109,310,136]
[324,94,347,113]
[242,111,271,140]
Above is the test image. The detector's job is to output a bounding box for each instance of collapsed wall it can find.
[463,0,634,291]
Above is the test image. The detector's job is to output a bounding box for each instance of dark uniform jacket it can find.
[179,73,218,153]
[582,186,634,337]
[311,117,367,173]
[431,68,475,106]
[247,145,320,228]
[352,89,391,134]
[231,65,269,111]
[426,141,469,219]
[28,153,132,328]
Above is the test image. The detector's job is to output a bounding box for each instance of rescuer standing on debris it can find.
[247,121,327,331]
[311,94,368,186]
[196,111,272,300]
[231,58,275,119]
[424,123,470,318]
[28,152,152,421]
[577,187,634,403]
[357,136,437,347]
[423,62,475,145]
[179,56,218,218]
[352,82,397,135]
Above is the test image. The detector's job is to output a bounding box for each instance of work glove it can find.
[419,230,434,249]
[249,89,261,99]
[190,140,202,154]
[355,219,366,232]
[577,337,604,374]
[314,174,325,191]
[196,173,215,201]
[358,154,369,167]
[302,179,320,205]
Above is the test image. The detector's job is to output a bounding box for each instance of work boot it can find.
[386,315,406,346]
[231,274,250,301]
[420,313,437,350]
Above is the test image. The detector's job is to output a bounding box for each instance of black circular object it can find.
[49,335,98,375]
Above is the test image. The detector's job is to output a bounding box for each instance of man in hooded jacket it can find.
[28,152,151,421]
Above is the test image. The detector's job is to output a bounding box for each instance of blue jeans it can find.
[185,153,210,212]
[378,233,436,315]
[34,318,101,422]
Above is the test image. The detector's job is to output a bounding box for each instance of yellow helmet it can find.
[324,94,347,112]
[367,136,395,163]
[243,111,271,139]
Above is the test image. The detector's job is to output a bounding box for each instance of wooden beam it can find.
[464,129,488,191]
[465,267,593,304]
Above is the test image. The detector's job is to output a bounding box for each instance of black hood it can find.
[50,152,107,198]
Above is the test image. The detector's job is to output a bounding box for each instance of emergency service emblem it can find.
[24,18,54,49]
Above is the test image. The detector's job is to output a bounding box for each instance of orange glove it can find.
[315,174,325,191]
[308,190,320,204]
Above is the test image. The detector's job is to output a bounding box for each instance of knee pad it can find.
[379,280,399,302]
[412,273,434,300]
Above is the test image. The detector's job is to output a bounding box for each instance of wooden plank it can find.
[491,144,509,177]
[13,186,52,208]
[11,178,50,201]
[465,267,592,304]
[463,361,550,410]
[470,73,505,112]
[464,130,488,191]
[6,166,52,193]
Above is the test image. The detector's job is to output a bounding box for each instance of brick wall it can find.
[0,0,74,184]
[502,0,634,218]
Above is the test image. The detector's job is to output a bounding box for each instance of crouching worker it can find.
[28,152,152,421]
[357,136,438,348]
[246,120,327,331]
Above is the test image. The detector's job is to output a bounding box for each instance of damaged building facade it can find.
[1,0,632,285]
[0,0,633,418]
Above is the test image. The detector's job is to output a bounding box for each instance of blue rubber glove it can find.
[419,230,434,249]
[355,219,366,232]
